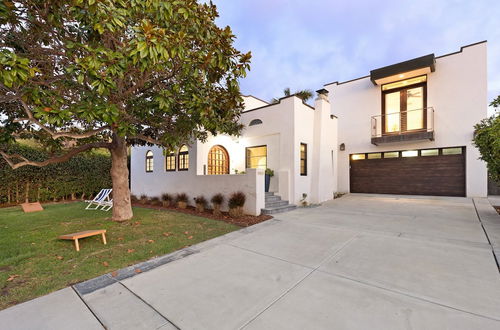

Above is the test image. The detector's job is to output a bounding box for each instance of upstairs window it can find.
[249,119,263,126]
[178,145,189,171]
[145,150,154,172]
[300,143,307,176]
[165,150,176,171]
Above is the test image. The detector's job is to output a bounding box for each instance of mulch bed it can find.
[132,202,273,227]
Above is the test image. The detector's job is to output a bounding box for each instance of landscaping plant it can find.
[150,196,161,206]
[194,195,208,212]
[161,193,173,207]
[473,97,500,182]
[211,193,225,216]
[0,0,251,221]
[228,191,246,217]
[139,194,148,205]
[176,193,189,209]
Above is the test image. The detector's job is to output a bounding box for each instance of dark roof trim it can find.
[242,95,314,114]
[324,40,487,87]
[370,54,435,84]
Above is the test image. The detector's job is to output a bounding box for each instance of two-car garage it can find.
[349,147,466,197]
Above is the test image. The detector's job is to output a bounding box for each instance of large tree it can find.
[0,0,251,221]
[473,96,500,183]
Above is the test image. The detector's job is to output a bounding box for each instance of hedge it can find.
[0,143,112,205]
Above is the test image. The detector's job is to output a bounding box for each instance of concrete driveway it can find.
[2,194,500,329]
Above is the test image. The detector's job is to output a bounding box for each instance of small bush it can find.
[139,194,148,204]
[228,191,246,209]
[211,193,224,206]
[194,195,207,207]
[161,193,173,202]
[176,193,188,203]
[131,194,139,203]
[150,196,161,205]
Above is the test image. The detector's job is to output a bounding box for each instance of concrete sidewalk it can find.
[1,194,500,329]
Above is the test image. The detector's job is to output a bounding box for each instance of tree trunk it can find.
[110,134,133,221]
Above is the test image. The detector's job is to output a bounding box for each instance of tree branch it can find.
[0,142,111,169]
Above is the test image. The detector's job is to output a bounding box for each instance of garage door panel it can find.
[350,150,465,197]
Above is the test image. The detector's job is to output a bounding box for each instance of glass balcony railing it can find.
[371,107,434,138]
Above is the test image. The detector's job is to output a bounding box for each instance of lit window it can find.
[178,145,189,170]
[165,150,176,171]
[421,149,439,156]
[351,154,365,160]
[368,153,382,159]
[402,150,418,157]
[208,145,229,175]
[246,146,267,169]
[300,143,307,176]
[384,152,399,158]
[442,147,462,155]
[145,150,154,172]
[249,119,263,126]
[382,75,427,91]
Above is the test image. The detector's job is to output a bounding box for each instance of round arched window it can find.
[145,150,154,172]
[207,145,229,175]
[249,119,263,126]
[178,145,189,171]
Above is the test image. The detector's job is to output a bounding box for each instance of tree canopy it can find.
[271,87,314,104]
[0,0,251,220]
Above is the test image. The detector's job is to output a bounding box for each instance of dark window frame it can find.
[381,75,427,135]
[249,119,263,126]
[145,150,154,173]
[245,145,267,169]
[300,143,307,176]
[165,151,176,172]
[178,145,189,171]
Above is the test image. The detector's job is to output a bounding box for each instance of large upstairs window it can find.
[382,75,427,134]
[178,145,189,171]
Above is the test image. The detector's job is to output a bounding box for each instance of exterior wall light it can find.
[339,143,345,151]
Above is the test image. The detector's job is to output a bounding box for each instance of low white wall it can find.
[131,145,264,215]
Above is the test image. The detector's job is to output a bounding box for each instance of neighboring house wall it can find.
[326,42,488,197]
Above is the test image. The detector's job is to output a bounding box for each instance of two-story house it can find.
[130,41,489,215]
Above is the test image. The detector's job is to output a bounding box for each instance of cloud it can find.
[212,0,500,105]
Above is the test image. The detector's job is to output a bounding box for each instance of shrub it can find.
[161,193,173,202]
[211,193,224,206]
[176,193,188,203]
[131,194,139,203]
[194,195,207,207]
[228,191,246,209]
[139,194,148,204]
[150,196,161,205]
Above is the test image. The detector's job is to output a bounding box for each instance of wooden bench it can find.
[59,230,107,251]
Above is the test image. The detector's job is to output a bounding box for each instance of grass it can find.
[0,202,239,310]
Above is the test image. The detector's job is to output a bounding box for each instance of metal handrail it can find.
[371,107,434,138]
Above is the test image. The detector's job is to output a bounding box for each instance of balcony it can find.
[371,107,434,145]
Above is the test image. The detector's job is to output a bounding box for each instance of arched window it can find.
[207,145,229,175]
[249,119,263,126]
[178,145,189,171]
[165,150,176,171]
[145,150,154,172]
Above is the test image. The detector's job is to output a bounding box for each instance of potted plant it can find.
[161,193,173,207]
[228,191,246,217]
[194,195,207,212]
[176,193,189,209]
[211,193,224,216]
[265,168,274,192]
[139,194,148,205]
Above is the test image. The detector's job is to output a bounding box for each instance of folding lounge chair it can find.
[85,189,112,210]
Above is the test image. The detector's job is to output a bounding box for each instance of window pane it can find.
[382,75,427,91]
[406,87,424,130]
[246,146,267,169]
[421,149,438,156]
[442,147,462,155]
[384,92,400,133]
[351,154,365,160]
[300,143,307,175]
[384,152,399,158]
[367,153,382,159]
[402,150,418,157]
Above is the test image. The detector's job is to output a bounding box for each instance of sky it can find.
[211,0,500,110]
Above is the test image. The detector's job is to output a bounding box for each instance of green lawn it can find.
[0,202,239,310]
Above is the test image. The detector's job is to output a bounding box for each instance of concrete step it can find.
[265,195,281,202]
[265,192,275,196]
[261,204,297,215]
[265,200,289,208]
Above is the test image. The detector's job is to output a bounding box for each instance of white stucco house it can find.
[131,41,489,215]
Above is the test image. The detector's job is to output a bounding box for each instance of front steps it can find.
[261,192,296,215]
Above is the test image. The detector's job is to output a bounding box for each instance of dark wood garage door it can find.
[350,147,465,197]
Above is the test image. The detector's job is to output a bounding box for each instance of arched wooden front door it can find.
[207,145,229,175]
